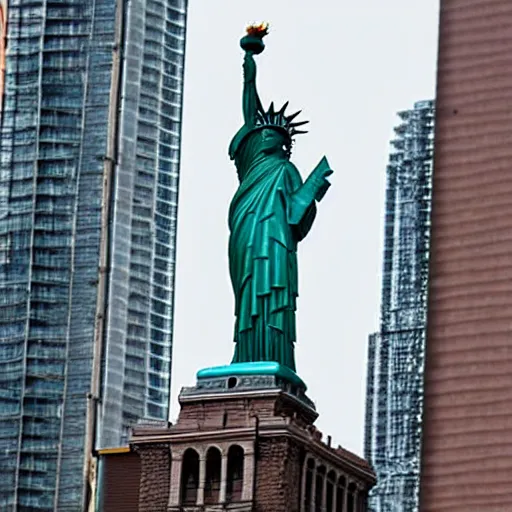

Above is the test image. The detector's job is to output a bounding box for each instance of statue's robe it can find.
[228,131,317,371]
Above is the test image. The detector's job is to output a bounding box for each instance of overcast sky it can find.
[171,1,440,456]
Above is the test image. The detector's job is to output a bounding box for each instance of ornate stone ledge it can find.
[168,502,252,512]
[179,371,316,413]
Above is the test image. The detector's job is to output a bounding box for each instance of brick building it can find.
[419,0,512,510]
[98,372,375,511]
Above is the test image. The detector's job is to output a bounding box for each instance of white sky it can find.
[171,0,440,456]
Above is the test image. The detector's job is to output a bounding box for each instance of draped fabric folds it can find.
[228,131,316,371]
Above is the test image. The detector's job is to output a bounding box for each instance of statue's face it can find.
[261,128,290,157]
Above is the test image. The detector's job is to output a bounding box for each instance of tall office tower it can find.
[0,0,187,509]
[364,100,434,511]
[0,0,6,114]
[420,1,512,510]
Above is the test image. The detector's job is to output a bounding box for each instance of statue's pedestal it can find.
[122,363,375,512]
[190,361,315,412]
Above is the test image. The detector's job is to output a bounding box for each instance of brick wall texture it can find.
[172,394,313,432]
[421,0,512,510]
[254,437,303,512]
[136,444,170,512]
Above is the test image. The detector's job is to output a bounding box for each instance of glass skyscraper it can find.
[364,100,434,512]
[0,0,6,114]
[0,0,187,509]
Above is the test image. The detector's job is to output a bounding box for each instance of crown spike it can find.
[291,129,308,136]
[286,110,302,122]
[279,101,289,115]
[268,102,276,116]
[290,120,309,128]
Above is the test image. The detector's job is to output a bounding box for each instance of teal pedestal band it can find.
[196,361,306,391]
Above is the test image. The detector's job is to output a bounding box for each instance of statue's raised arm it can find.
[240,23,267,127]
[242,52,262,127]
[229,23,269,160]
[226,24,333,375]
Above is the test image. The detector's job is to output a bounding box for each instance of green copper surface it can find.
[227,27,333,373]
[197,362,306,389]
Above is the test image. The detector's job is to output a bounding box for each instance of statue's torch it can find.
[240,22,269,54]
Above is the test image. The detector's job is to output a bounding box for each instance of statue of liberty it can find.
[227,24,333,373]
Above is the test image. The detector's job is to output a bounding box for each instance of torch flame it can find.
[246,22,269,37]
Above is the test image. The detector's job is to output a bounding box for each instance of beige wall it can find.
[420,1,512,510]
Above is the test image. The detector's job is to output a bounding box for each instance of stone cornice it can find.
[131,426,257,445]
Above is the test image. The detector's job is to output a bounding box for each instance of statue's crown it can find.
[229,101,309,160]
[255,101,309,140]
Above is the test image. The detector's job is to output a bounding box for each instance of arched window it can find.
[326,470,336,511]
[315,466,326,512]
[347,482,357,512]
[336,475,346,512]
[304,458,315,511]
[204,447,221,504]
[226,445,244,503]
[180,448,199,505]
